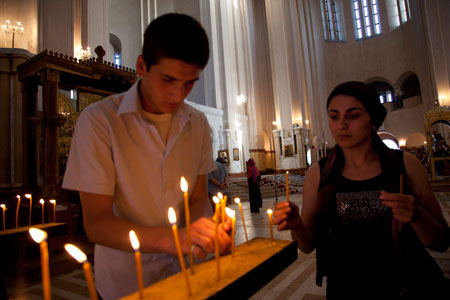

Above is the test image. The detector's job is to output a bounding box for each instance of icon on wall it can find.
[284,145,294,157]
[233,148,239,161]
[218,149,229,165]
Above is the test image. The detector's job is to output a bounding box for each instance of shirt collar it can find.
[117,80,141,115]
[117,80,191,124]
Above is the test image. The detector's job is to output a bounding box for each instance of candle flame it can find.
[25,194,32,199]
[129,230,140,251]
[180,177,188,192]
[267,209,273,215]
[65,243,87,263]
[16,195,20,199]
[234,197,240,204]
[168,207,177,225]
[49,199,56,204]
[217,192,223,199]
[212,196,220,204]
[29,227,47,243]
[40,199,45,204]
[225,207,235,218]
[1,204,5,209]
[286,171,289,174]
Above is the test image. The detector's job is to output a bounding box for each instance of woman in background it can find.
[247,158,262,213]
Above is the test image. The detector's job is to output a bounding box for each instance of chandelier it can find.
[2,20,24,48]
[75,46,91,61]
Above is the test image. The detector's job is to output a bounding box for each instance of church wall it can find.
[423,0,450,106]
[321,0,436,145]
[0,0,38,53]
[108,0,141,69]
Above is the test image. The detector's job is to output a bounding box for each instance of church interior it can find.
[0,0,449,299]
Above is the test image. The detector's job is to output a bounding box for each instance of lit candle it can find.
[218,192,225,224]
[16,195,21,228]
[64,244,98,300]
[267,209,274,244]
[225,207,236,257]
[234,198,248,244]
[129,230,144,298]
[1,204,6,231]
[285,171,290,202]
[29,228,51,300]
[180,177,194,274]
[168,207,191,295]
[25,193,32,226]
[40,199,45,224]
[49,200,56,223]
[212,197,221,281]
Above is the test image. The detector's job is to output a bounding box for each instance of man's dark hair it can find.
[142,13,210,70]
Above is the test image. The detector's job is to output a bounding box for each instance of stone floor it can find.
[5,191,450,299]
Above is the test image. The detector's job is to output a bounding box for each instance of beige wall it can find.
[0,0,38,53]
[319,0,436,144]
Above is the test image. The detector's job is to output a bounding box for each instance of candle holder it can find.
[2,20,24,48]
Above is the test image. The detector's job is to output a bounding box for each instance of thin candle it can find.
[180,177,194,274]
[49,200,56,223]
[218,192,225,224]
[129,230,144,298]
[267,209,274,244]
[29,228,51,300]
[1,204,6,231]
[16,195,20,228]
[285,171,290,202]
[25,193,32,226]
[225,207,236,257]
[64,244,98,300]
[212,197,221,281]
[234,198,248,244]
[168,207,191,295]
[40,199,45,224]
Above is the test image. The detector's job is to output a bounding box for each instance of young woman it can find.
[274,81,450,299]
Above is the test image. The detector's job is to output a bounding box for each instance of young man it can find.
[63,14,231,299]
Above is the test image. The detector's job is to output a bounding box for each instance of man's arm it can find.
[80,187,231,256]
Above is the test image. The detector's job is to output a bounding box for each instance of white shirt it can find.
[62,81,215,299]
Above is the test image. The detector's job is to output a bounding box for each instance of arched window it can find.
[352,0,382,40]
[109,33,122,67]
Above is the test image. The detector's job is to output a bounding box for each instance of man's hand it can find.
[180,216,232,259]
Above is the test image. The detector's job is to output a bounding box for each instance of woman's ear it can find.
[136,55,147,77]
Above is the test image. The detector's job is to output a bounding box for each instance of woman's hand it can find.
[273,201,301,231]
[380,191,416,223]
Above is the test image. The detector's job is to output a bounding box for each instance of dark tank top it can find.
[326,173,400,299]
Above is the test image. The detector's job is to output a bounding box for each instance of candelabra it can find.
[2,20,24,48]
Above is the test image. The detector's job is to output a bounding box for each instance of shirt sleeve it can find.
[62,105,116,195]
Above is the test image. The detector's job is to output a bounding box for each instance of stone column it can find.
[293,127,306,169]
[272,129,281,170]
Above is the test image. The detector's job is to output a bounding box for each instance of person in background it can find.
[208,157,230,209]
[274,81,450,299]
[247,158,262,213]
